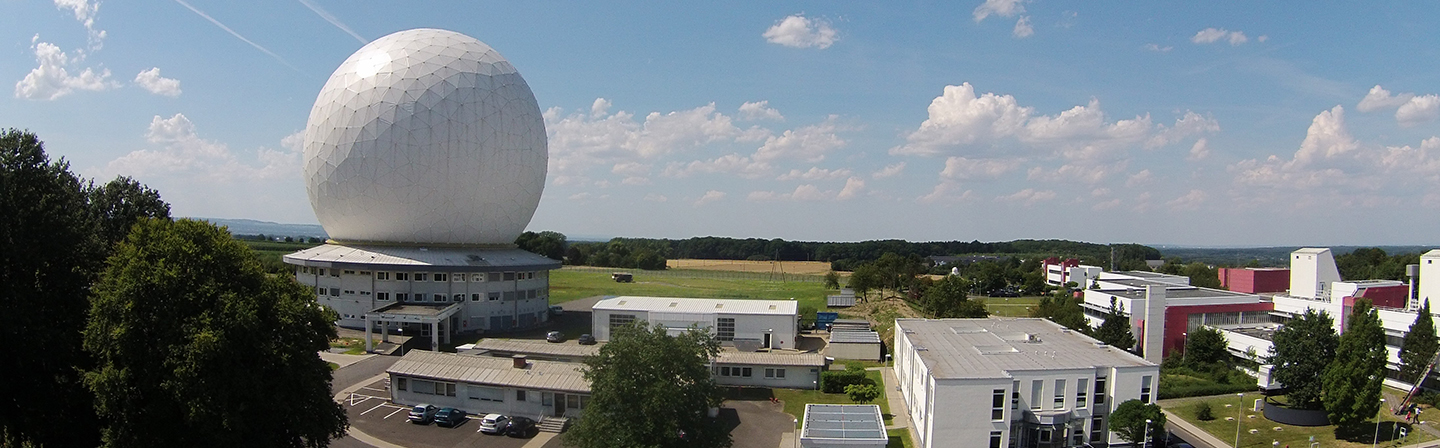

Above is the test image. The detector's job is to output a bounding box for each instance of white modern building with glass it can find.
[591,296,800,350]
[893,318,1159,448]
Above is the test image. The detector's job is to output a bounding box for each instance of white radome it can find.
[302,28,546,245]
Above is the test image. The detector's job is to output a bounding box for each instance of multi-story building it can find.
[591,296,800,350]
[893,318,1159,448]
[1042,258,1103,288]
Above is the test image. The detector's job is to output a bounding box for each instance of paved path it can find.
[869,366,919,446]
[1163,410,1230,448]
[320,351,373,369]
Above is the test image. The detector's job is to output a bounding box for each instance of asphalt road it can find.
[331,354,401,448]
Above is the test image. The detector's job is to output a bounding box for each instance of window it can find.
[716,318,736,341]
[1140,376,1152,403]
[376,272,389,281]
[1090,416,1104,442]
[516,390,527,402]
[470,293,480,301]
[445,383,456,397]
[504,272,515,281]
[377,292,390,301]
[488,272,501,282]
[1039,429,1052,443]
[488,292,500,301]
[1077,378,1089,408]
[395,272,409,281]
[317,269,326,276]
[328,288,340,296]
[344,270,355,275]
[330,269,339,277]
[343,290,355,295]
[764,368,786,379]
[742,367,752,377]
[396,293,408,302]
[777,369,785,378]
[1011,381,1020,410]
[991,389,1005,420]
[434,273,447,282]
[720,366,731,376]
[452,274,464,282]
[989,431,1003,448]
[1094,377,1107,405]
[525,272,534,280]
[609,314,636,333]
[414,273,427,281]
[433,294,445,302]
[472,274,484,282]
[1054,379,1066,409]
[503,291,516,301]
[359,271,370,276]
[453,294,464,302]
[527,289,537,299]
[469,386,503,402]
[1030,379,1043,410]
[397,377,407,391]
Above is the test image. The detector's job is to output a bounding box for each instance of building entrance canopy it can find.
[364,302,462,352]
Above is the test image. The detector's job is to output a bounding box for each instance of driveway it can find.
[721,399,796,448]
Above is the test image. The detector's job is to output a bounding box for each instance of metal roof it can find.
[465,338,824,367]
[284,243,561,271]
[1100,285,1260,301]
[800,404,887,443]
[715,351,826,367]
[896,318,1155,380]
[593,296,798,316]
[830,330,882,344]
[471,339,600,358]
[386,350,590,394]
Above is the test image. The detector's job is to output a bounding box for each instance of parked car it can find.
[546,331,565,343]
[549,305,565,316]
[505,416,537,438]
[577,333,596,345]
[407,404,439,424]
[434,408,467,427]
[478,413,510,434]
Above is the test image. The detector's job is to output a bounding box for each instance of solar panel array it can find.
[801,404,887,443]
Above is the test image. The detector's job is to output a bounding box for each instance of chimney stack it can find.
[512,355,528,369]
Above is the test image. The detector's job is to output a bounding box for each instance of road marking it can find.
[362,402,390,415]
[361,386,387,393]
[385,406,407,419]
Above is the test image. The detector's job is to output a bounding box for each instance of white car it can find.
[478,413,510,434]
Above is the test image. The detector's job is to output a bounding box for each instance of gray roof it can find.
[896,318,1155,379]
[284,243,560,271]
[800,404,887,442]
[830,330,881,344]
[467,338,824,367]
[594,296,798,316]
[386,350,590,393]
[472,339,599,358]
[716,350,826,367]
[1100,285,1260,301]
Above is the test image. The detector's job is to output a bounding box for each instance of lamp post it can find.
[1373,398,1386,448]
[1235,393,1244,448]
[1182,332,1188,365]
[1144,419,1153,448]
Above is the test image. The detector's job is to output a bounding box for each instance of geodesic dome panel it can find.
[303,28,547,245]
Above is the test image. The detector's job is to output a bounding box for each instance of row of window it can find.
[715,367,788,379]
[298,267,541,283]
[394,377,589,409]
[1001,376,1111,419]
[319,289,546,302]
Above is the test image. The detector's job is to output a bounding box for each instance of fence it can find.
[559,265,826,283]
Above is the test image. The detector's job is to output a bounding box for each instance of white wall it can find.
[1289,249,1341,301]
[388,373,583,420]
[713,364,820,390]
[1422,251,1440,309]
[591,308,798,350]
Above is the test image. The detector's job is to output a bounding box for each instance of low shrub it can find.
[822,364,871,393]
[1196,402,1214,421]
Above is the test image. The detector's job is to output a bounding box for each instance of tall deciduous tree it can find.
[1267,309,1338,410]
[1184,326,1230,367]
[88,175,171,248]
[1093,298,1136,351]
[84,218,347,448]
[1322,299,1387,428]
[0,129,104,447]
[565,322,730,448]
[1108,399,1166,446]
[1030,291,1089,333]
[920,275,988,318]
[1400,300,1439,384]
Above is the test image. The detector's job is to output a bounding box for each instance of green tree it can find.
[1322,299,1387,428]
[920,275,988,318]
[565,322,730,448]
[1092,298,1136,351]
[0,129,105,447]
[1184,326,1230,367]
[824,271,841,289]
[515,230,567,261]
[1267,309,1337,410]
[845,383,880,403]
[1030,292,1089,332]
[88,175,171,248]
[847,263,883,299]
[84,218,347,448]
[1108,399,1166,446]
[1400,300,1439,384]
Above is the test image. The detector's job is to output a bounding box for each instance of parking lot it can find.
[343,379,563,448]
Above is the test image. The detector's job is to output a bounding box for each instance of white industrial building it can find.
[591,296,799,350]
[387,350,590,420]
[1043,258,1104,288]
[894,318,1159,448]
[800,404,889,448]
[466,338,828,390]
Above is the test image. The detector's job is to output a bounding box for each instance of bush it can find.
[1196,402,1214,421]
[845,384,881,403]
[1158,382,1253,400]
[822,364,871,394]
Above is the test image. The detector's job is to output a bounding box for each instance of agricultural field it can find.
[549,268,835,313]
[667,258,836,276]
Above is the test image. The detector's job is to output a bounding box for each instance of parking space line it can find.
[349,396,373,406]
[361,402,390,415]
[385,406,407,419]
[360,386,387,393]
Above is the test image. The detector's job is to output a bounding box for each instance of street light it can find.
[1235,393,1245,448]
[1373,398,1386,448]
[1144,419,1153,448]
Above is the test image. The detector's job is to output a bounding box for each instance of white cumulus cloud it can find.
[872,162,906,179]
[778,167,852,181]
[739,101,784,121]
[15,36,117,100]
[1191,28,1249,46]
[1012,16,1033,38]
[939,157,1023,180]
[763,14,837,49]
[99,113,298,183]
[889,83,1032,156]
[1188,138,1210,161]
[1357,85,1413,112]
[973,0,1026,22]
[1396,95,1440,127]
[694,190,726,206]
[133,67,181,97]
[753,117,846,162]
[996,188,1056,205]
[1166,189,1207,211]
[54,0,106,50]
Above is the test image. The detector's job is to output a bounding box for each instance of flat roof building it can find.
[894,318,1158,448]
[591,296,799,350]
[800,404,888,448]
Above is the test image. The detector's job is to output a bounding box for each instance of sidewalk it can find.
[1163,409,1235,448]
[319,351,372,369]
[869,366,919,445]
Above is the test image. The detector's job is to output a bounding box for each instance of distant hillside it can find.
[192,218,328,239]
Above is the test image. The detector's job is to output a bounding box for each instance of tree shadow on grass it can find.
[1334,421,1411,443]
[723,386,776,401]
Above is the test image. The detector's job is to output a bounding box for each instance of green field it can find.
[550,268,837,313]
[983,296,1042,317]
[1160,391,1436,448]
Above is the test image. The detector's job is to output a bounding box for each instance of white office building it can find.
[894,318,1159,448]
[591,296,799,350]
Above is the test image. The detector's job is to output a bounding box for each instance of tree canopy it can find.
[1267,309,1338,410]
[84,218,347,448]
[1109,399,1166,446]
[515,230,566,261]
[1184,326,1230,367]
[1400,300,1438,385]
[1321,299,1387,428]
[1092,298,1136,351]
[1030,290,1088,332]
[565,322,730,448]
[920,275,988,318]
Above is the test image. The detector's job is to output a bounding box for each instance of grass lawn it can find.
[329,337,375,355]
[327,362,339,370]
[983,296,1043,317]
[769,370,892,427]
[549,268,837,314]
[1161,391,1437,448]
[886,428,913,448]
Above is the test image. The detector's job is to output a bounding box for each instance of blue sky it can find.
[5,1,1439,246]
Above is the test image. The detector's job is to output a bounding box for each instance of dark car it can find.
[505,416,537,438]
[577,334,597,345]
[407,404,439,424]
[434,407,467,427]
[546,331,565,343]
